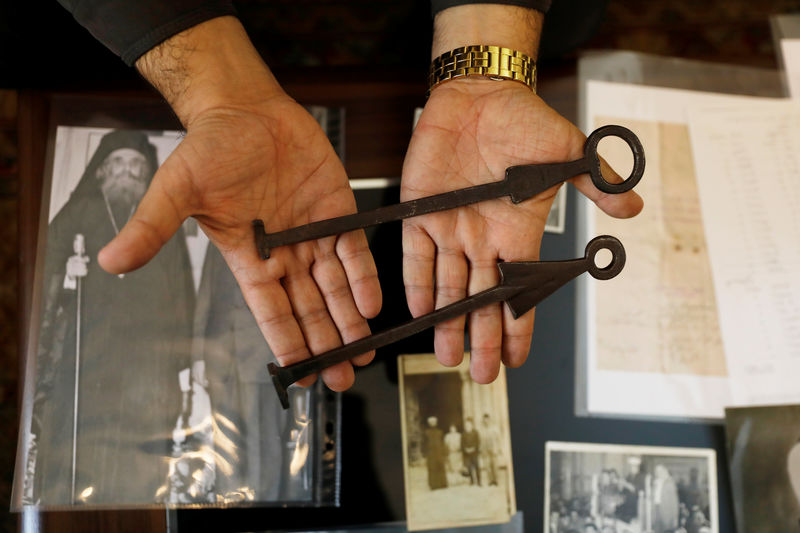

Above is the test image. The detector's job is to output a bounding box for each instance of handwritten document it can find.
[579,81,774,419]
[688,102,800,407]
[593,118,726,378]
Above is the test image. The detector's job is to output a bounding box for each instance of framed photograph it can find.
[544,441,718,533]
[725,404,800,533]
[398,353,516,531]
[13,96,342,510]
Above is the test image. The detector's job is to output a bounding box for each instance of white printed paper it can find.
[688,101,800,407]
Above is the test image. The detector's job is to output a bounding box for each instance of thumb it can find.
[571,156,644,219]
[97,161,189,274]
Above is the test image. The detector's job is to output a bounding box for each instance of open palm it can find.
[99,94,381,391]
[402,80,642,383]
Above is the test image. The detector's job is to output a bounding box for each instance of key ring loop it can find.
[584,125,646,194]
[585,235,626,280]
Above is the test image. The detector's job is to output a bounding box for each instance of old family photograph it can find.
[399,354,516,531]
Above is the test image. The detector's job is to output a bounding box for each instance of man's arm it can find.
[402,4,643,383]
[432,3,543,58]
[61,7,382,392]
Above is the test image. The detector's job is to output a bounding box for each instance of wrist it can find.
[135,16,284,126]
[432,4,544,59]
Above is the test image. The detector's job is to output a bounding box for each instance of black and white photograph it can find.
[398,353,516,531]
[17,123,334,508]
[545,442,718,533]
[725,403,800,533]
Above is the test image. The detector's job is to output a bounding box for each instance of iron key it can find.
[268,235,625,408]
[253,125,644,259]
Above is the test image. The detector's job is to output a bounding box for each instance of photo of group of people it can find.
[398,354,515,531]
[422,412,503,490]
[545,442,717,533]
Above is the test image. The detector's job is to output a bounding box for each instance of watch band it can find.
[428,45,537,96]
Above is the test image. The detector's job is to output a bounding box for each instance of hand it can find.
[402,79,642,384]
[97,17,381,391]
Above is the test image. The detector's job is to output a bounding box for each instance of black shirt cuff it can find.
[431,0,551,17]
[57,0,238,66]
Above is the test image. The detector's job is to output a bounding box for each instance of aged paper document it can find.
[593,117,726,377]
[577,81,786,419]
[689,101,800,407]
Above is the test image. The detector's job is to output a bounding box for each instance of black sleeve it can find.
[56,0,237,66]
[431,0,551,17]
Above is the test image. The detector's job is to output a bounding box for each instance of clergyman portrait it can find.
[19,125,316,508]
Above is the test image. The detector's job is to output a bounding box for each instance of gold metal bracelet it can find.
[427,45,537,96]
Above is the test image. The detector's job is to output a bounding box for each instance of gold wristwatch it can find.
[428,45,537,95]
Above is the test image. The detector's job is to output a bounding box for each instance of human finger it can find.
[335,229,382,320]
[570,156,644,219]
[500,300,534,369]
[433,243,468,368]
[313,238,375,367]
[281,267,355,391]
[237,274,318,388]
[402,221,436,318]
[466,256,502,384]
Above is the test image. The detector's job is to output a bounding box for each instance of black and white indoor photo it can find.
[544,441,717,533]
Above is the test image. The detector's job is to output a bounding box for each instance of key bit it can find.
[267,235,625,409]
[253,125,644,259]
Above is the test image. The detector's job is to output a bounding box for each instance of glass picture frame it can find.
[12,95,343,511]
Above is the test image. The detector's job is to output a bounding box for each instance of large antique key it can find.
[253,125,644,259]
[268,236,626,409]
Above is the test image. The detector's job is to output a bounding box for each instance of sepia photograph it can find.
[545,441,717,533]
[399,353,516,531]
[17,122,338,509]
[725,403,800,533]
